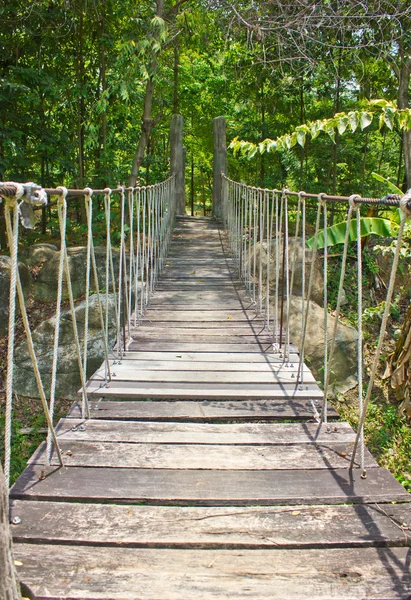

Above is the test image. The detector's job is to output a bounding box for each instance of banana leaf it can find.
[306,217,393,250]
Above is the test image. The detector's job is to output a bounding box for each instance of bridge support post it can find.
[213,116,227,221]
[170,114,186,215]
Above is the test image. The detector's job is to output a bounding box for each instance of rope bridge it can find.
[1,170,411,599]
[1,177,176,487]
[223,174,411,475]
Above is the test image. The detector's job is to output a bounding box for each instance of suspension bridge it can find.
[1,116,411,599]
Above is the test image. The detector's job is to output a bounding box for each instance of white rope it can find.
[297,195,323,386]
[4,197,20,487]
[283,192,291,362]
[322,196,358,418]
[322,200,328,423]
[117,186,126,358]
[356,204,365,470]
[82,188,93,415]
[46,187,68,462]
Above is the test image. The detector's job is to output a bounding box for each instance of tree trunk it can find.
[397,58,411,189]
[0,464,22,600]
[173,41,179,114]
[128,0,165,187]
[386,301,411,419]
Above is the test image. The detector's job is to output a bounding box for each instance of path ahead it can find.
[10,216,411,599]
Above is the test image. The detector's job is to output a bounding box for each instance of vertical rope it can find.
[82,188,93,415]
[4,195,21,486]
[322,200,328,423]
[356,204,365,470]
[297,195,323,386]
[46,188,68,462]
[117,186,125,358]
[322,197,357,417]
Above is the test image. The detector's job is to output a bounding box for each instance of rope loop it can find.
[104,187,112,196]
[399,190,411,218]
[56,186,68,204]
[318,192,327,205]
[83,187,93,198]
[349,193,361,209]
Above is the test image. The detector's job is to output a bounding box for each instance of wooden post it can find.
[169,114,186,215]
[0,464,22,600]
[213,116,227,220]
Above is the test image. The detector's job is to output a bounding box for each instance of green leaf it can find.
[337,116,349,135]
[371,172,403,195]
[360,111,373,130]
[306,217,393,250]
[349,112,359,133]
[310,120,323,140]
[383,107,396,130]
[296,129,306,147]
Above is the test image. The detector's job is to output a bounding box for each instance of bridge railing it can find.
[0,176,176,486]
[222,173,411,476]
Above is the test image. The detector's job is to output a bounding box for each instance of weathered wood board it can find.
[54,419,361,445]
[10,465,409,505]
[68,398,335,421]
[11,501,410,548]
[31,440,376,470]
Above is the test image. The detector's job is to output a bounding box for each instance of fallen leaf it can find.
[292,511,301,516]
[227,316,232,320]
[14,560,23,566]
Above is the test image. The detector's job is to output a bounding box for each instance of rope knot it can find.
[83,187,93,198]
[349,194,361,209]
[104,188,112,196]
[399,189,411,218]
[56,186,68,204]
[318,192,327,204]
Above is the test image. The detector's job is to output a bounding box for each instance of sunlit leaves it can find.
[229,100,411,160]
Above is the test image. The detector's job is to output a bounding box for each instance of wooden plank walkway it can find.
[10,216,411,599]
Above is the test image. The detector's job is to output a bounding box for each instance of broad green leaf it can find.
[267,140,278,152]
[371,172,403,195]
[349,112,359,133]
[337,116,349,135]
[297,129,306,147]
[310,121,322,140]
[306,217,393,250]
[360,111,373,130]
[369,99,393,108]
[383,107,395,130]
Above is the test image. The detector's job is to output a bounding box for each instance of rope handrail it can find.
[221,174,411,208]
[1,175,177,489]
[223,174,411,477]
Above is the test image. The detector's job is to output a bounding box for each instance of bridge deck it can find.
[10,216,411,599]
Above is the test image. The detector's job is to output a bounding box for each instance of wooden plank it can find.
[10,465,409,505]
[85,381,323,398]
[55,419,353,445]
[109,351,301,363]
[11,501,411,548]
[139,320,267,328]
[90,369,316,385]
[68,398,336,421]
[130,326,273,337]
[30,440,376,470]
[102,359,308,372]
[141,311,262,322]
[126,342,291,353]
[12,544,411,599]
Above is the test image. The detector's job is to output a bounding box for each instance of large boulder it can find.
[250,237,324,305]
[285,295,358,395]
[34,246,121,303]
[19,243,58,267]
[13,293,118,400]
[0,256,32,337]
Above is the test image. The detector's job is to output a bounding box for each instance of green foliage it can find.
[306,217,393,249]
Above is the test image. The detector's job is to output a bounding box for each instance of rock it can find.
[13,294,118,400]
[34,246,121,303]
[250,238,324,305]
[0,256,32,337]
[19,243,58,267]
[284,295,358,395]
